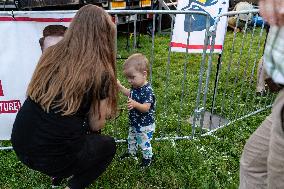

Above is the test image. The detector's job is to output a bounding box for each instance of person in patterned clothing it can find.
[117,53,156,168]
[239,0,284,188]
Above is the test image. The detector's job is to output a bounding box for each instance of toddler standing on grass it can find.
[117,53,156,168]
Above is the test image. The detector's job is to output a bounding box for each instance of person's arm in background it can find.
[89,98,110,131]
[259,0,284,26]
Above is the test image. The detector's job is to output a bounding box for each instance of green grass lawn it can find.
[0,28,273,188]
[0,112,268,188]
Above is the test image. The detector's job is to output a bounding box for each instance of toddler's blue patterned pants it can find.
[127,123,155,159]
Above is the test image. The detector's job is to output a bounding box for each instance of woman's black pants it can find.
[18,134,116,189]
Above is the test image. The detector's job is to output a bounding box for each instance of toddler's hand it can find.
[127,98,136,110]
[117,79,121,87]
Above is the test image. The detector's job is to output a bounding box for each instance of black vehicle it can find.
[0,0,152,12]
[0,0,155,25]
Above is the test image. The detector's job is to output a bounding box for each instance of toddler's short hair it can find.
[123,53,149,74]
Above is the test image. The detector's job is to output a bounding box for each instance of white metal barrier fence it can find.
[105,9,274,142]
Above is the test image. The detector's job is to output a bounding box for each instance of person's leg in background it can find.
[228,17,241,32]
[267,90,284,188]
[240,89,284,188]
[67,134,116,189]
[239,114,272,189]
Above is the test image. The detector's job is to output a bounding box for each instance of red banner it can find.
[0,80,3,96]
[0,100,21,114]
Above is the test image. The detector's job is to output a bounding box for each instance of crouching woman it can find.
[11,5,118,189]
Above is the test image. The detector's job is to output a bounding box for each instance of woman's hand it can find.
[259,0,284,26]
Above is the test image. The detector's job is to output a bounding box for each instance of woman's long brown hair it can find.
[27,5,117,116]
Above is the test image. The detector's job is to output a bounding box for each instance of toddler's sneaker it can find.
[51,177,63,188]
[140,157,153,168]
[120,152,138,161]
